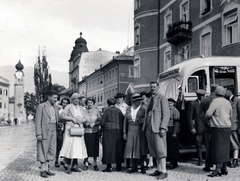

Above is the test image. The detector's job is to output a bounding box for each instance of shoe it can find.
[145,165,153,170]
[141,166,146,174]
[46,170,56,176]
[83,160,89,170]
[207,170,221,177]
[127,166,138,174]
[55,162,60,167]
[157,172,168,180]
[197,160,203,166]
[66,167,72,174]
[60,161,67,170]
[116,167,122,171]
[167,162,178,170]
[149,170,161,176]
[203,167,212,172]
[221,168,228,175]
[102,167,112,172]
[71,167,82,172]
[230,159,238,168]
[93,165,99,171]
[40,171,48,178]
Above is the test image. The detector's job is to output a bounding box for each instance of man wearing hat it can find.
[187,89,206,166]
[200,84,218,171]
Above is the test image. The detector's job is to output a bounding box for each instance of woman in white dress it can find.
[59,93,88,174]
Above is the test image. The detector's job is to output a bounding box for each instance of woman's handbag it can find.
[69,125,85,136]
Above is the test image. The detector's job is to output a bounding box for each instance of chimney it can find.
[116,51,120,54]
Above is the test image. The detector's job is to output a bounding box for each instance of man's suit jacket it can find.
[143,92,170,133]
[187,99,205,133]
[229,96,240,131]
[35,101,59,140]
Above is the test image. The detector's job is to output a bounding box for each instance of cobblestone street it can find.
[0,122,240,181]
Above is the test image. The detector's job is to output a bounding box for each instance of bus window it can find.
[187,69,207,93]
[188,76,198,93]
[210,66,236,89]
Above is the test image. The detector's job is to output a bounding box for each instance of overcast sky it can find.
[0,0,134,72]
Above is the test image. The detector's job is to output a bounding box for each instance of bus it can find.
[157,56,240,148]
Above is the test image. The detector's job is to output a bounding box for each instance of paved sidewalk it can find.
[0,122,240,181]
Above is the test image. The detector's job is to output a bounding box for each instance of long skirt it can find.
[124,124,147,159]
[210,127,231,164]
[102,129,124,164]
[167,126,179,162]
[84,132,99,157]
[59,123,87,159]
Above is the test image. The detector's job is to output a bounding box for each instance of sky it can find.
[0,0,134,72]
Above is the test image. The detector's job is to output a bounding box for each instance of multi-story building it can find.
[78,47,134,108]
[0,75,10,120]
[133,0,240,92]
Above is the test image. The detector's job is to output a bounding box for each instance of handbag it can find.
[69,125,85,136]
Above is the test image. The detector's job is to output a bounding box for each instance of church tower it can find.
[14,60,25,123]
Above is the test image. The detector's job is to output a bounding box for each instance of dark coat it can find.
[187,99,205,133]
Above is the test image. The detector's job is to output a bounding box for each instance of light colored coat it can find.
[142,92,170,133]
[35,101,59,162]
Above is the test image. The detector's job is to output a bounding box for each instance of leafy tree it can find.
[24,92,38,114]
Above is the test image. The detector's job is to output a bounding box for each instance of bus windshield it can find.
[158,76,182,100]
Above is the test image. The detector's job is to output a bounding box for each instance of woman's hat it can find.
[114,93,126,99]
[71,93,80,99]
[168,98,176,103]
[215,86,226,96]
[132,93,143,102]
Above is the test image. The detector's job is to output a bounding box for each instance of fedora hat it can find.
[114,93,126,99]
[168,98,176,103]
[132,93,143,102]
[195,89,206,95]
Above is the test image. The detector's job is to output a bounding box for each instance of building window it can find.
[0,102,2,108]
[0,88,2,95]
[200,28,211,56]
[134,0,140,10]
[4,103,6,109]
[180,0,189,22]
[101,93,103,102]
[134,54,140,77]
[135,23,140,45]
[178,44,190,63]
[5,90,7,96]
[164,47,171,71]
[112,69,115,79]
[115,67,118,77]
[129,66,134,77]
[164,10,172,38]
[200,0,212,16]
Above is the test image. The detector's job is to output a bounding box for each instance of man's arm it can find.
[35,104,43,139]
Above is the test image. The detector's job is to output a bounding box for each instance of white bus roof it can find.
[158,56,240,80]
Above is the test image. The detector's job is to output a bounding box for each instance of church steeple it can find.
[15,60,24,71]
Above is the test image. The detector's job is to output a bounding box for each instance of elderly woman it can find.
[101,98,125,172]
[83,97,102,171]
[123,93,147,174]
[59,93,88,174]
[206,86,232,177]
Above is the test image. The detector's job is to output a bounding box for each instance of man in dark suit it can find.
[35,90,59,178]
[187,89,206,166]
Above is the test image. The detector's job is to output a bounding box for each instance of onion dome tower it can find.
[14,60,25,123]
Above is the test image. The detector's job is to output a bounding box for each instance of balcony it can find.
[166,21,192,45]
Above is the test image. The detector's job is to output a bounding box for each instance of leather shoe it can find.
[157,172,168,180]
[55,162,60,167]
[221,168,228,175]
[141,166,146,174]
[102,167,112,172]
[208,170,221,177]
[197,160,203,166]
[93,165,99,171]
[149,170,161,176]
[203,167,212,172]
[127,166,138,173]
[40,171,48,178]
[230,159,238,168]
[46,170,55,176]
[167,162,178,170]
[71,167,82,172]
[60,161,67,170]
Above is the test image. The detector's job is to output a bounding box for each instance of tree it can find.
[34,47,52,103]
[24,92,38,114]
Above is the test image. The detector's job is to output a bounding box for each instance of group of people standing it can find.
[187,84,240,177]
[34,82,239,179]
